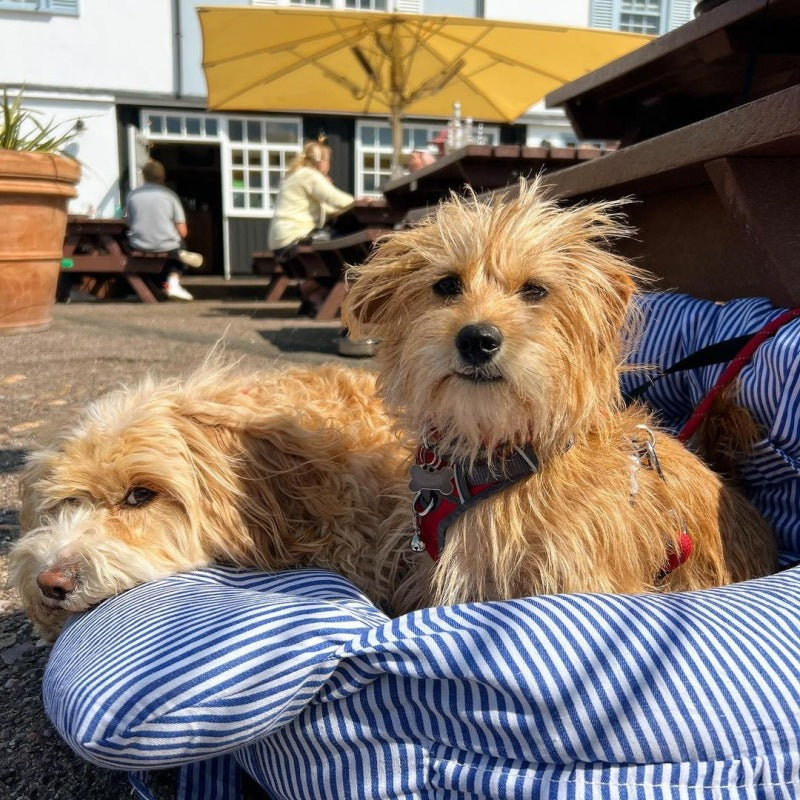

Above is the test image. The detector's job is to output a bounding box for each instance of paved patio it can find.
[0,293,364,799]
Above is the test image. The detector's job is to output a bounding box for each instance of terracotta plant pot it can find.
[0,150,81,334]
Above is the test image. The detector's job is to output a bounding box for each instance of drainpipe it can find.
[172,0,183,99]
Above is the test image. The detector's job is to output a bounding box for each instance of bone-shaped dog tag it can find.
[409,464,455,495]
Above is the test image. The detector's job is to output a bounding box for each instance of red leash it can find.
[678,308,800,443]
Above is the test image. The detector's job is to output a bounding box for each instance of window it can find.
[345,0,387,8]
[142,110,301,216]
[143,113,220,141]
[355,119,499,197]
[226,117,302,214]
[289,0,332,6]
[589,0,694,36]
[0,0,78,12]
[619,0,662,34]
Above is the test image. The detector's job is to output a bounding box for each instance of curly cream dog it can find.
[342,181,776,608]
[9,363,417,641]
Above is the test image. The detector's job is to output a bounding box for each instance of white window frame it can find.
[140,110,302,218]
[589,0,693,36]
[225,116,303,216]
[0,0,78,13]
[619,0,662,34]
[355,119,500,197]
[344,0,388,9]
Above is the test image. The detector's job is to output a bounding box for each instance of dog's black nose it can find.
[456,323,504,365]
[37,569,76,601]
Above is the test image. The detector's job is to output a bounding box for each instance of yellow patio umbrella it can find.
[198,6,651,167]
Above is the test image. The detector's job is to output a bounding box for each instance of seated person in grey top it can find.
[125,159,203,302]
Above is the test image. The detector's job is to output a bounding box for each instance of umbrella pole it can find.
[390,104,403,178]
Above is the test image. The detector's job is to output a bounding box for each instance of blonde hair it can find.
[288,140,331,173]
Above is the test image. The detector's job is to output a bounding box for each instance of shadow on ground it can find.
[0,450,27,475]
[206,304,301,320]
[259,325,344,356]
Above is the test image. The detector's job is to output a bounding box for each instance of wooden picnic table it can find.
[532,2,800,309]
[62,217,168,303]
[330,198,405,234]
[546,0,800,145]
[381,143,609,210]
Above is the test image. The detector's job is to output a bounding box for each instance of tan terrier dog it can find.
[343,181,776,608]
[9,362,415,641]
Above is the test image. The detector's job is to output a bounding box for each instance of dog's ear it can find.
[18,449,55,531]
[342,232,424,337]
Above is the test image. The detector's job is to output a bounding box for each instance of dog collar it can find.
[409,441,540,560]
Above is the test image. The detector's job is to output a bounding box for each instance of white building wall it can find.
[482,0,588,26]
[0,1,174,93]
[0,1,175,216]
[11,90,121,217]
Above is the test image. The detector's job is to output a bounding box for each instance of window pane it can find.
[379,154,392,170]
[166,116,181,135]
[269,152,282,167]
[413,130,428,148]
[205,118,218,136]
[362,126,375,146]
[269,172,282,190]
[232,170,245,189]
[265,121,298,144]
[229,120,243,142]
[249,172,263,189]
[364,175,377,192]
[378,127,392,147]
[247,120,261,142]
[231,149,244,166]
[249,150,263,166]
[364,153,375,169]
[233,192,245,208]
[185,117,201,135]
[250,194,263,209]
[148,116,163,134]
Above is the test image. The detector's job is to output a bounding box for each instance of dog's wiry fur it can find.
[343,180,777,608]
[9,362,420,641]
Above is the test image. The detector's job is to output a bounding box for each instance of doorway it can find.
[148,142,224,276]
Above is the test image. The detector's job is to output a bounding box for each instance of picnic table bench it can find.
[280,228,385,320]
[61,217,168,303]
[522,0,800,309]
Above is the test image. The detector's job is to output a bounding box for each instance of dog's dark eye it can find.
[519,282,548,302]
[123,487,156,507]
[432,275,463,299]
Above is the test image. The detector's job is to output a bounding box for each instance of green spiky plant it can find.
[0,87,78,153]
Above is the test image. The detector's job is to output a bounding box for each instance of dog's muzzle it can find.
[455,323,504,366]
[36,567,77,603]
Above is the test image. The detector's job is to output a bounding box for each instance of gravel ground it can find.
[0,296,360,799]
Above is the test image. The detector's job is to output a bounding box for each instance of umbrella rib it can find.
[209,26,377,109]
[405,26,516,118]
[425,27,573,83]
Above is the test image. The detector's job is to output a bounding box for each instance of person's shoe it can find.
[164,282,194,302]
[177,249,204,269]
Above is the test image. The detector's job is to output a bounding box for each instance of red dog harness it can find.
[410,436,692,579]
[409,442,540,561]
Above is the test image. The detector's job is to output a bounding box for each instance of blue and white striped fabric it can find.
[45,565,800,799]
[621,291,800,563]
[42,291,800,799]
